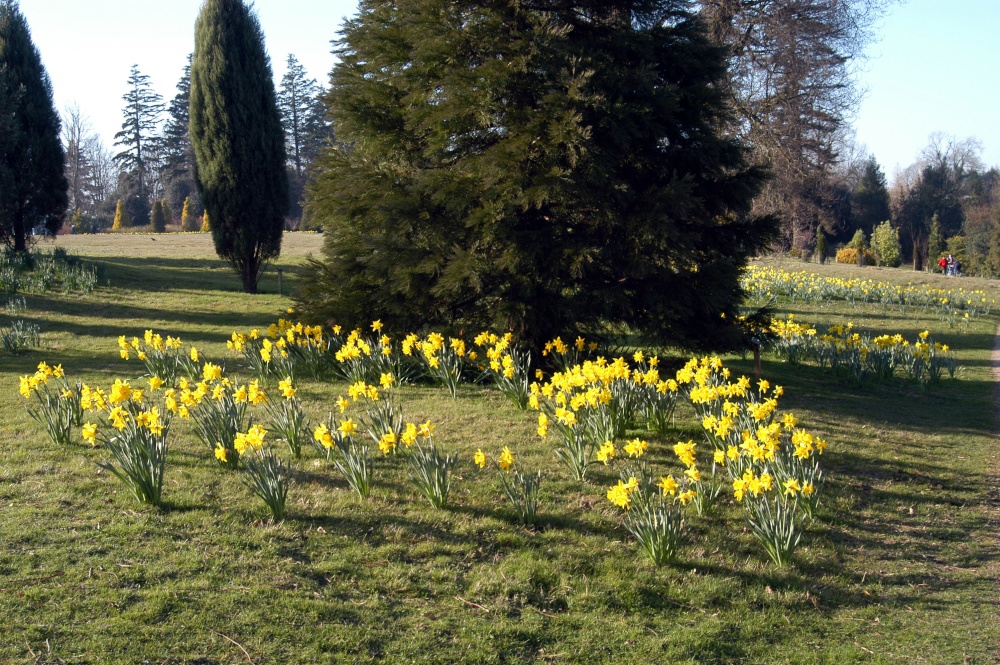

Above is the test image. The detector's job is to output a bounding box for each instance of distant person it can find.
[955,260,962,277]
[947,254,955,276]
[938,256,947,274]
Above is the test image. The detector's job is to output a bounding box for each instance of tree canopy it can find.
[0,0,67,251]
[295,1,777,349]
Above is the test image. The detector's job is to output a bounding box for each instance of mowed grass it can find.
[0,238,998,664]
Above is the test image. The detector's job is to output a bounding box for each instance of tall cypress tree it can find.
[0,0,67,251]
[295,1,776,349]
[190,0,288,293]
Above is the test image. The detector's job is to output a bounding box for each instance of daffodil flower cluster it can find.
[743,265,993,319]
[473,331,531,409]
[677,357,825,564]
[19,361,80,446]
[768,316,958,387]
[262,377,310,459]
[474,446,541,524]
[604,460,687,567]
[180,363,267,469]
[404,422,454,509]
[405,331,466,399]
[76,375,173,506]
[530,351,677,480]
[118,329,200,386]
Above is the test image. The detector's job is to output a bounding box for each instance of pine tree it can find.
[112,199,128,230]
[295,1,776,348]
[162,54,197,215]
[851,156,891,237]
[150,199,165,232]
[113,64,164,226]
[180,196,198,231]
[200,210,210,233]
[278,54,321,179]
[0,0,68,251]
[190,0,289,293]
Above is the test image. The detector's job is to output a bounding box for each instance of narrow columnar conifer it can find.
[111,199,128,231]
[190,0,288,293]
[295,1,777,349]
[161,199,173,227]
[180,196,197,231]
[0,0,67,251]
[150,200,166,232]
[200,210,210,233]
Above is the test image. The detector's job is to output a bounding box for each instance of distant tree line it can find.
[58,53,329,235]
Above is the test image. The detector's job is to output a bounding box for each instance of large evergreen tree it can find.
[851,156,891,237]
[113,64,164,226]
[190,0,288,293]
[295,1,776,349]
[278,54,326,179]
[0,0,67,251]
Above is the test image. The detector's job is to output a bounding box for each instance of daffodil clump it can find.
[329,320,406,385]
[313,413,372,498]
[475,445,542,524]
[405,331,466,399]
[177,362,267,469]
[227,326,295,383]
[743,265,994,319]
[19,361,81,446]
[530,350,678,480]
[601,433,697,566]
[235,425,290,520]
[118,329,201,386]
[768,317,958,388]
[473,331,531,409]
[78,376,172,506]
[262,377,309,458]
[405,422,455,509]
[677,358,825,565]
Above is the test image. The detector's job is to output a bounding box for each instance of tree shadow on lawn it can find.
[90,256,308,295]
[22,295,279,344]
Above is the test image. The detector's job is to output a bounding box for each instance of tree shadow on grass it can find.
[90,256,308,295]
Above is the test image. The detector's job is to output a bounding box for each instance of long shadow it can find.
[88,256,310,295]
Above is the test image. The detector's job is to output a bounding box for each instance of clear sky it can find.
[15,0,1000,180]
[853,0,1000,175]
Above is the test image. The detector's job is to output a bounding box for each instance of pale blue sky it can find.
[15,1,1000,179]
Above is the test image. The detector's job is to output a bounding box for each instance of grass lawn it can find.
[0,237,997,664]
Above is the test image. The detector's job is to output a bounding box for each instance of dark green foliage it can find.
[150,199,165,232]
[0,0,67,251]
[927,214,944,266]
[851,156,891,238]
[278,53,328,179]
[190,0,289,294]
[296,1,776,350]
[814,229,827,264]
[162,54,197,216]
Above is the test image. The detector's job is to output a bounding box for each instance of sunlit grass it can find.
[0,243,997,663]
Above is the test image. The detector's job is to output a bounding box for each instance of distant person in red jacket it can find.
[938,256,948,274]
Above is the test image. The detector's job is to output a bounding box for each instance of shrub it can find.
[836,247,875,265]
[871,220,901,267]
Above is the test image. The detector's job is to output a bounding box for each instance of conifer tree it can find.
[927,214,944,267]
[113,65,164,226]
[815,229,828,264]
[200,210,210,232]
[112,199,128,230]
[161,199,173,226]
[190,0,288,293]
[150,199,165,232]
[296,1,776,349]
[0,0,68,251]
[180,196,198,231]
